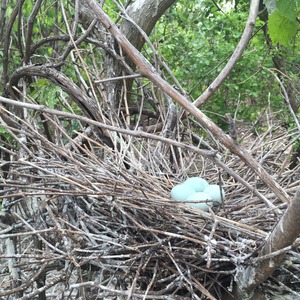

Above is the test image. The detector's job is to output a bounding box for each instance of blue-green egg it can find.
[203,184,225,203]
[185,192,213,211]
[171,184,195,201]
[184,177,209,192]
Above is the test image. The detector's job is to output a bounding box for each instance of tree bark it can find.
[234,189,300,299]
[80,0,175,112]
[120,0,175,54]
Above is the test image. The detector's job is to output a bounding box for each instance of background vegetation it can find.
[0,0,299,299]
[152,0,299,125]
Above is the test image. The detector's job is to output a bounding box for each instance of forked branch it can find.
[85,0,290,204]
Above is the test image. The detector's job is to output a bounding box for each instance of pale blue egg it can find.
[203,184,225,203]
[184,177,209,192]
[186,192,213,211]
[171,184,195,201]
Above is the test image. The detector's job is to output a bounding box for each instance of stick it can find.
[84,0,290,204]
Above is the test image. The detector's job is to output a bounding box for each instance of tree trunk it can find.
[80,0,175,113]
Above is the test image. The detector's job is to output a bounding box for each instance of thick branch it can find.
[85,0,290,205]
[81,0,175,111]
[120,0,175,52]
[235,189,300,299]
[0,95,283,210]
[7,65,101,122]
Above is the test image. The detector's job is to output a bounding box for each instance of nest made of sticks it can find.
[1,104,300,299]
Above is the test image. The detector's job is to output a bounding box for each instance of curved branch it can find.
[24,0,43,64]
[192,0,260,108]
[85,0,290,205]
[30,35,72,55]
[2,0,25,85]
[7,65,101,122]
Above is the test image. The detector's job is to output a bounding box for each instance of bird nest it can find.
[0,108,300,299]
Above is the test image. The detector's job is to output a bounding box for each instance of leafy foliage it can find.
[151,0,283,125]
[265,0,300,46]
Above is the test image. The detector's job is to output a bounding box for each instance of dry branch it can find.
[235,189,300,299]
[0,96,283,211]
[1,103,299,298]
[0,95,215,159]
[1,1,300,299]
[85,0,290,204]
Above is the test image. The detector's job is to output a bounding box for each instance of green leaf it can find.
[0,127,7,134]
[268,10,298,46]
[276,0,299,21]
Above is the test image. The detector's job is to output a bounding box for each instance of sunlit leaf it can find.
[268,10,298,46]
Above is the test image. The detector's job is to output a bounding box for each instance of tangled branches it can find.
[1,95,300,299]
